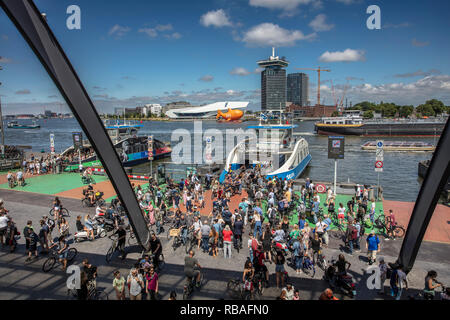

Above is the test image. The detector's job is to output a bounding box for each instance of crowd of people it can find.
[0,161,448,301]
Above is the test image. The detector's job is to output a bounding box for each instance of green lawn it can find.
[0,173,109,195]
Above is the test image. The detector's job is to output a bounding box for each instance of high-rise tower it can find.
[257,48,289,111]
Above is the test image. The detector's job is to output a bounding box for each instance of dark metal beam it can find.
[397,117,450,273]
[0,0,150,250]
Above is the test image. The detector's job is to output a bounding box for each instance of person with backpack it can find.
[366,230,380,265]
[345,222,358,255]
[390,263,408,300]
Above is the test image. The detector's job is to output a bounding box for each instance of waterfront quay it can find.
[0,170,449,300]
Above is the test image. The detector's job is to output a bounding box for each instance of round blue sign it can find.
[377,141,383,148]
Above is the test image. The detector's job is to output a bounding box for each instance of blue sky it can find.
[1,0,450,114]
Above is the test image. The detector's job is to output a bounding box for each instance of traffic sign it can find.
[376,141,384,148]
[375,160,383,172]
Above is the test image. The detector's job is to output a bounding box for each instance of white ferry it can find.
[219,112,311,182]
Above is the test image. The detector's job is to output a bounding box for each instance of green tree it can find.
[381,103,398,118]
[425,99,445,115]
[398,105,414,118]
[331,111,339,117]
[363,110,374,119]
[416,104,435,117]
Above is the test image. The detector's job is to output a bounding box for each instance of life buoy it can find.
[316,184,326,193]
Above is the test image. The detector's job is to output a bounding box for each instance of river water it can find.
[3,118,437,202]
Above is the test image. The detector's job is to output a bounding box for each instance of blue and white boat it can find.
[62,120,171,168]
[219,112,311,183]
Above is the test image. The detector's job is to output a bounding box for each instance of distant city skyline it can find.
[1,0,450,114]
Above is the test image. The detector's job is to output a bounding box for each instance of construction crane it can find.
[296,67,330,106]
[330,79,337,107]
[338,80,350,112]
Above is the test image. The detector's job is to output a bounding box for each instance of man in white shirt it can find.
[0,212,10,245]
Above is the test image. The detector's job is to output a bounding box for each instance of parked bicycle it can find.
[373,215,405,239]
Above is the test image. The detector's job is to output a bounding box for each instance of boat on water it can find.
[7,120,40,129]
[62,120,171,169]
[361,141,435,152]
[315,116,447,136]
[219,112,311,183]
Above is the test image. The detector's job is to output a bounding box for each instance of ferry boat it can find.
[62,121,171,169]
[315,116,446,136]
[7,120,40,129]
[219,112,311,183]
[361,141,435,152]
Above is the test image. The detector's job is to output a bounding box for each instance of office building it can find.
[257,48,289,111]
[287,73,309,106]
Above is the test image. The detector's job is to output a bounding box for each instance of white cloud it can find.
[315,75,450,106]
[199,75,214,82]
[242,23,315,47]
[412,38,430,47]
[108,25,131,38]
[155,24,173,32]
[249,0,313,11]
[319,49,365,62]
[383,22,412,29]
[15,89,31,95]
[165,32,182,40]
[0,56,12,63]
[309,14,334,32]
[335,0,356,4]
[138,28,158,38]
[394,69,441,78]
[230,67,252,76]
[200,9,232,28]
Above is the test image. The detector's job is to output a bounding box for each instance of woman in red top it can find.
[222,225,233,259]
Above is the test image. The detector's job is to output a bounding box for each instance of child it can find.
[337,203,346,226]
[293,289,300,300]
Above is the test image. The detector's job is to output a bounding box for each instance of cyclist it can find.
[423,270,442,300]
[242,259,255,296]
[253,244,269,288]
[49,235,69,271]
[385,209,397,240]
[149,232,162,270]
[184,250,202,288]
[112,224,126,260]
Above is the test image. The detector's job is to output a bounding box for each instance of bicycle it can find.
[373,216,405,239]
[330,219,346,240]
[301,255,316,277]
[183,271,204,300]
[67,280,109,300]
[49,206,70,218]
[42,247,77,272]
[106,235,123,263]
[314,250,328,271]
[150,253,165,272]
[227,279,260,300]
